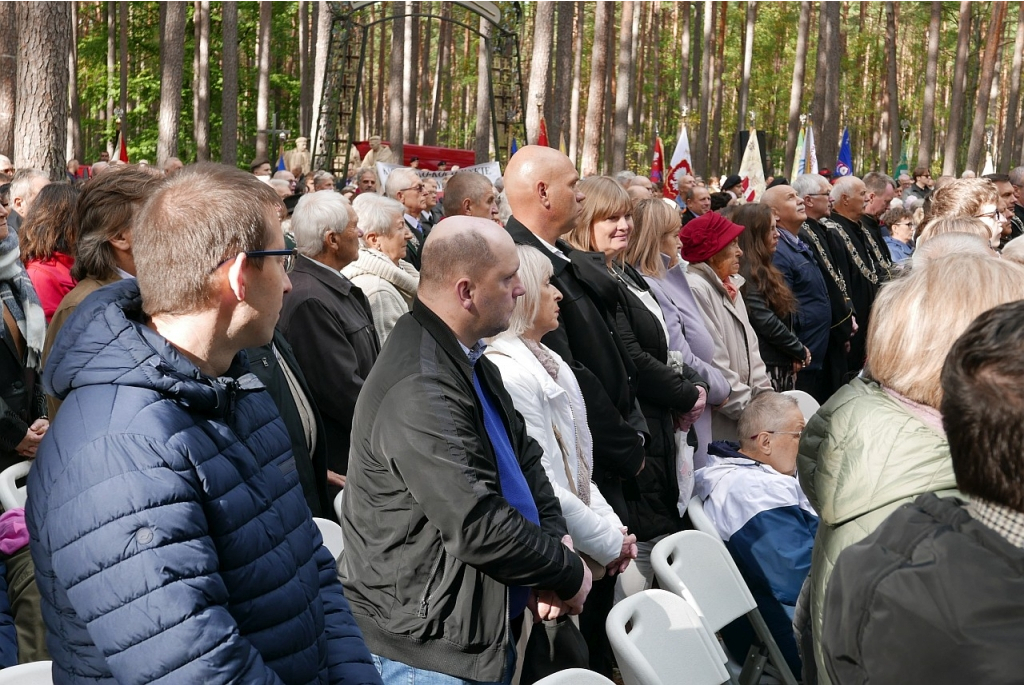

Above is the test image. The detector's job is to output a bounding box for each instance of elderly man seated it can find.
[694,392,818,676]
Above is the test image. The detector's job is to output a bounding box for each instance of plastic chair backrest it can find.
[781,389,820,421]
[333,488,344,523]
[687,495,722,541]
[651,531,756,632]
[533,668,617,684]
[0,660,53,684]
[312,517,345,560]
[0,461,31,512]
[606,589,730,685]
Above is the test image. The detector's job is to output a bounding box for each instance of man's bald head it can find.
[420,216,507,291]
[503,146,583,243]
[442,171,497,219]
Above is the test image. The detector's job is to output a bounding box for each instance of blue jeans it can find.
[371,644,516,685]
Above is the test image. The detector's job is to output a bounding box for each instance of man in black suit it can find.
[279,190,379,495]
[503,145,647,677]
[385,167,429,269]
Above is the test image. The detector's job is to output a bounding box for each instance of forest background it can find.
[2,1,1023,182]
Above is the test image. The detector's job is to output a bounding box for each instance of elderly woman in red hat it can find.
[683,211,773,441]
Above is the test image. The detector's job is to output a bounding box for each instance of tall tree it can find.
[884,2,900,174]
[220,1,239,165]
[568,2,583,166]
[709,1,726,175]
[106,1,115,135]
[736,1,757,135]
[157,1,186,166]
[310,0,332,157]
[298,1,311,136]
[194,0,211,161]
[695,1,713,175]
[966,2,1005,172]
[1005,2,1024,170]
[427,5,452,146]
[402,1,415,146]
[474,17,491,162]
[14,1,70,178]
[581,1,612,175]
[918,1,942,168]
[785,2,811,175]
[943,1,973,176]
[526,2,554,145]
[386,6,404,160]
[67,1,82,162]
[810,1,841,171]
[0,2,14,157]
[611,1,635,171]
[679,1,691,113]
[255,1,272,160]
[118,1,128,148]
[550,2,574,148]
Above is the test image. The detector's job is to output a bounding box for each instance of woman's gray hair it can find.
[352,192,405,238]
[502,245,554,339]
[291,190,352,257]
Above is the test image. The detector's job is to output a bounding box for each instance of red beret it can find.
[680,212,746,263]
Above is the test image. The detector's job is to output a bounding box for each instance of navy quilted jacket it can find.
[27,279,382,685]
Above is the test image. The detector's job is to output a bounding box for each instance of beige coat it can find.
[342,248,418,344]
[686,262,772,441]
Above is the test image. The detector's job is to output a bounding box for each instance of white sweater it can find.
[342,248,419,345]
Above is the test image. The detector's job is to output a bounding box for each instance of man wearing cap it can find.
[721,174,743,200]
[683,212,772,442]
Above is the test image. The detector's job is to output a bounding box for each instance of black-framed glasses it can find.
[216,248,297,273]
[400,184,425,193]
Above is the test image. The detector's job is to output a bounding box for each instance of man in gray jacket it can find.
[341,217,591,685]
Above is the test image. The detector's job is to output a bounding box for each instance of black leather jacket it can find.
[742,282,805,367]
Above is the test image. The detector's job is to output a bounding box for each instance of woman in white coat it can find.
[343,192,418,344]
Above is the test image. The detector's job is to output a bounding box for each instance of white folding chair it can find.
[533,669,616,684]
[651,531,798,685]
[781,389,820,421]
[312,516,345,560]
[0,660,53,684]
[607,589,730,685]
[687,495,723,541]
[333,488,344,523]
[0,461,31,512]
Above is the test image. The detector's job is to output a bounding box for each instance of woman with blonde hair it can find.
[625,198,729,470]
[567,177,708,589]
[915,216,996,252]
[798,253,1024,682]
[921,177,1005,248]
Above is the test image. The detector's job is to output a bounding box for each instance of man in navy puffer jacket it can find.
[26,163,382,685]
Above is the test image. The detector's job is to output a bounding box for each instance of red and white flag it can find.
[663,126,693,200]
[537,117,549,147]
[113,128,129,163]
[650,136,665,185]
[738,128,765,203]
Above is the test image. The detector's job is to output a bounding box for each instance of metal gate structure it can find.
[312,1,525,175]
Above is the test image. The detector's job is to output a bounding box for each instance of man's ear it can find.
[455,277,473,311]
[461,198,474,216]
[109,232,132,252]
[226,252,248,302]
[537,180,551,209]
[757,431,772,456]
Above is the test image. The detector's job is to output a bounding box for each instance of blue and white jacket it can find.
[694,441,818,613]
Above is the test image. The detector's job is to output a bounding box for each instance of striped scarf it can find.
[0,232,46,371]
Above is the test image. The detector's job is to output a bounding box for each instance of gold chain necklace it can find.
[800,221,849,298]
[823,217,878,285]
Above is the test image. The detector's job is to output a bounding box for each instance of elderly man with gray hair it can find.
[278,190,379,492]
[385,166,428,269]
[8,168,50,235]
[695,391,817,678]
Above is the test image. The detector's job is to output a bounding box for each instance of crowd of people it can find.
[0,140,1023,685]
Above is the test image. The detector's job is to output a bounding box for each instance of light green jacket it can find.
[797,378,958,684]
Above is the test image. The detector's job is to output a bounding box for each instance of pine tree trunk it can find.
[966,2,1006,172]
[581,1,611,175]
[157,1,185,166]
[884,2,900,174]
[417,3,430,145]
[375,8,387,136]
[611,1,635,170]
[709,2,726,177]
[1006,2,1024,169]
[785,1,811,176]
[943,1,972,176]
[194,0,211,161]
[310,0,331,158]
[602,2,616,173]
[106,1,115,137]
[298,1,311,136]
[918,1,942,168]
[427,6,450,147]
[811,1,841,171]
[0,2,15,159]
[679,1,691,113]
[474,18,491,162]
[550,2,574,148]
[255,1,272,160]
[67,1,82,163]
[568,2,583,166]
[526,2,554,145]
[387,7,405,160]
[220,1,238,165]
[737,1,756,134]
[118,1,128,149]
[402,1,415,148]
[15,1,70,178]
[695,0,714,176]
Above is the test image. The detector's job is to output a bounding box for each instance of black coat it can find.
[741,283,804,368]
[0,311,45,472]
[505,217,646,520]
[823,493,1024,685]
[609,264,707,541]
[823,213,881,374]
[279,255,380,476]
[246,330,332,519]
